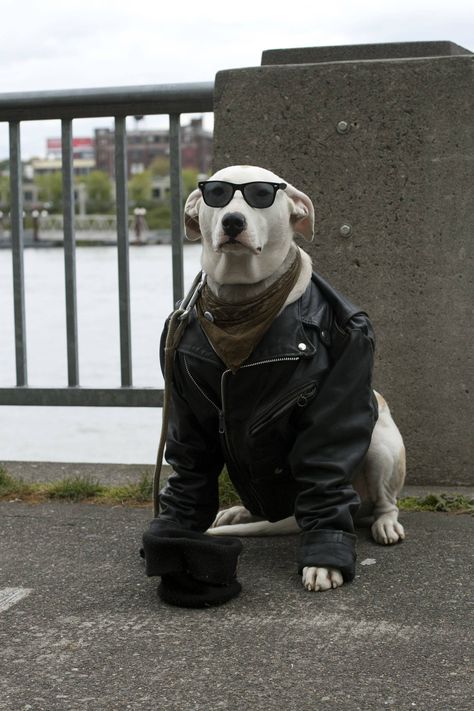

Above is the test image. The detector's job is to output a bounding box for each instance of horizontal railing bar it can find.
[0,82,214,121]
[0,388,163,407]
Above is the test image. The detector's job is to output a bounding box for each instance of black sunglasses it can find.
[198,180,287,209]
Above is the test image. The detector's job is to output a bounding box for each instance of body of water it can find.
[0,244,202,463]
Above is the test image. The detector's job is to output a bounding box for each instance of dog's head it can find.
[184,165,314,284]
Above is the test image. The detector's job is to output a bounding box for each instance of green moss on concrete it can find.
[398,493,474,514]
[1,464,472,512]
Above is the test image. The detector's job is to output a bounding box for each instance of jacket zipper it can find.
[183,355,224,427]
[184,354,301,508]
[248,382,318,436]
[185,364,259,508]
[220,356,300,440]
[239,356,300,371]
[221,358,302,510]
[184,354,301,437]
[220,368,233,445]
[220,367,265,509]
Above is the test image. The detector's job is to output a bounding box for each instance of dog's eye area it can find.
[245,183,274,200]
[199,180,285,208]
[200,182,235,205]
[208,185,226,197]
[255,186,272,197]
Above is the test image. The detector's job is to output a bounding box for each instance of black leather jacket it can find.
[158,272,378,581]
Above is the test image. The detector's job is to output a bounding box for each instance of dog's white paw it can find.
[302,566,344,592]
[212,505,261,528]
[371,513,405,545]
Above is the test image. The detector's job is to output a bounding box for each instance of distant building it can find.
[0,119,212,214]
[22,183,40,209]
[0,154,94,212]
[0,163,41,211]
[95,117,212,178]
[31,158,95,178]
[181,118,213,174]
[151,175,170,201]
[46,137,95,161]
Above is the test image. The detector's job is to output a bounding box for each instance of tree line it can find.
[0,157,200,230]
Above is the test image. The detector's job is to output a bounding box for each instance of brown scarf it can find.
[196,248,302,372]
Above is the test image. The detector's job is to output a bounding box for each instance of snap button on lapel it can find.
[204,311,214,322]
[298,342,307,352]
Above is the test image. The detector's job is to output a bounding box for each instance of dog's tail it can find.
[206,516,299,537]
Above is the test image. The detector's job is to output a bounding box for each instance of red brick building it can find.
[94,117,212,178]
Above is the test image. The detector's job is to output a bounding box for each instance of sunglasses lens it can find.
[201,181,234,207]
[243,182,276,208]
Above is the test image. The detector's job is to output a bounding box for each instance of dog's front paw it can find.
[302,566,344,592]
[371,513,405,545]
[212,506,260,527]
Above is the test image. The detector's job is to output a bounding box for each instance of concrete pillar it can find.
[212,42,474,485]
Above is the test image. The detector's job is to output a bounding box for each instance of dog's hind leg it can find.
[354,392,406,545]
[365,446,406,545]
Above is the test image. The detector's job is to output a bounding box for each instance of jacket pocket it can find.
[248,382,318,437]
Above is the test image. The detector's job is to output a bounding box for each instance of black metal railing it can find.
[0,82,214,407]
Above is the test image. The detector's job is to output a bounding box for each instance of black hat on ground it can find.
[141,522,243,608]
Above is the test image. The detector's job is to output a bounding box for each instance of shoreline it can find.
[0,230,180,249]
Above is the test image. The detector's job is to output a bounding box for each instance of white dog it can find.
[183,165,406,593]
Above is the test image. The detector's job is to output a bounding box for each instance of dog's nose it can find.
[222,212,247,238]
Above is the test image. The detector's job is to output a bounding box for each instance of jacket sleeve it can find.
[289,313,378,581]
[155,327,224,532]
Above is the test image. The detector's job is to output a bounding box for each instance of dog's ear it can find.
[184,188,202,241]
[285,184,315,242]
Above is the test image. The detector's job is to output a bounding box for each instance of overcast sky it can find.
[0,0,472,159]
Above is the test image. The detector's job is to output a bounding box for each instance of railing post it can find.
[61,119,80,386]
[114,116,133,387]
[0,81,214,407]
[169,113,184,306]
[9,121,27,386]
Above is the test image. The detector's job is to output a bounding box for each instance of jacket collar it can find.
[177,275,331,368]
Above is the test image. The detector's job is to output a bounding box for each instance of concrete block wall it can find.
[211,43,474,485]
[261,40,472,64]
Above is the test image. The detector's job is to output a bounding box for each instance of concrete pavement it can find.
[0,499,473,711]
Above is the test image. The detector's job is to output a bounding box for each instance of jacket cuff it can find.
[297,529,357,582]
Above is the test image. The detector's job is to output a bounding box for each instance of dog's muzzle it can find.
[222,212,247,239]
